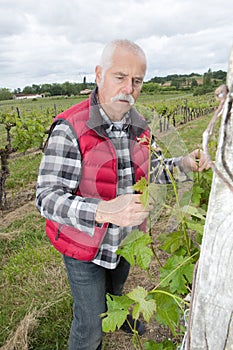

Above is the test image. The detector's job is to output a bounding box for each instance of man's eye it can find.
[116,76,124,80]
[134,79,142,86]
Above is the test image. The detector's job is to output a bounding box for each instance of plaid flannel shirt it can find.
[36,100,184,269]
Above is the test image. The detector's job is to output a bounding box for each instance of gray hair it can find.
[99,39,147,81]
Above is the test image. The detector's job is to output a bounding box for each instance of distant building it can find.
[13,93,45,100]
[79,89,92,95]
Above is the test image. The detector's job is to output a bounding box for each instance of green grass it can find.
[6,152,42,190]
[177,115,212,151]
[0,211,72,349]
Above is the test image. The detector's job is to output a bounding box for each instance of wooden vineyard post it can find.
[186,45,233,349]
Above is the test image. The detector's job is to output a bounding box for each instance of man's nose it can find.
[122,79,133,94]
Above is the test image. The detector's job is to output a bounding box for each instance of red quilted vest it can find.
[45,93,151,261]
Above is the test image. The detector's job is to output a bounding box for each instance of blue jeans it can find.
[63,255,130,350]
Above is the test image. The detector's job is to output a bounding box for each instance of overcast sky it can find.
[1,0,233,91]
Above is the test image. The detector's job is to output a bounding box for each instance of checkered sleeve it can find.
[36,121,100,237]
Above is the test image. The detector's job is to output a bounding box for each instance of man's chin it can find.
[101,101,132,120]
[115,103,131,114]
[110,105,131,121]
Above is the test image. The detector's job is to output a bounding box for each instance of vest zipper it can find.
[55,225,63,241]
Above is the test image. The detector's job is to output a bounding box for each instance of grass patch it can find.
[6,152,42,191]
[177,114,213,151]
[0,211,72,349]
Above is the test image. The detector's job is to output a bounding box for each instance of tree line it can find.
[0,78,95,101]
[0,69,227,101]
[143,69,227,95]
[149,69,226,84]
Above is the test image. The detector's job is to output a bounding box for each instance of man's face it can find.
[96,48,146,121]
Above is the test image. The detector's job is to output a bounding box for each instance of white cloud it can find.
[0,0,233,90]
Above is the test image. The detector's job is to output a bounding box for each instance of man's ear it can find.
[95,65,102,87]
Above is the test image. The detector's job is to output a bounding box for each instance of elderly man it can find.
[36,39,209,350]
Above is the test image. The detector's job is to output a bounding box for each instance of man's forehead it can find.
[112,71,144,79]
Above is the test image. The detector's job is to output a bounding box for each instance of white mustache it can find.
[111,94,135,106]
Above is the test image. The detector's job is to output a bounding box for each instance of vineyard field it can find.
[0,91,218,350]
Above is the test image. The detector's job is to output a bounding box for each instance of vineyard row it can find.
[0,93,218,209]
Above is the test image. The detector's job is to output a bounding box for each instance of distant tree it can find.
[141,82,160,94]
[190,72,201,77]
[40,83,52,95]
[22,86,34,94]
[72,83,82,95]
[50,83,63,96]
[32,84,41,93]
[82,76,87,90]
[13,88,21,94]
[0,88,13,101]
[203,68,212,87]
[62,81,75,96]
[171,78,181,90]
[149,76,167,84]
[191,78,198,88]
[212,70,227,82]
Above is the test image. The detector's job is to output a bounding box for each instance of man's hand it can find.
[181,149,211,172]
[95,193,152,226]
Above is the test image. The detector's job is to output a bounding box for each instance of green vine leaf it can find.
[181,205,206,220]
[101,294,133,332]
[159,255,195,294]
[191,185,204,206]
[133,176,147,193]
[158,231,185,254]
[186,219,204,235]
[127,286,156,323]
[116,230,153,270]
[152,291,181,336]
[132,177,151,208]
[140,186,150,208]
[145,339,174,350]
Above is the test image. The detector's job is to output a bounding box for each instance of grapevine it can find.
[102,129,214,349]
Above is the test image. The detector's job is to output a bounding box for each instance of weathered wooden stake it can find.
[186,45,233,350]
